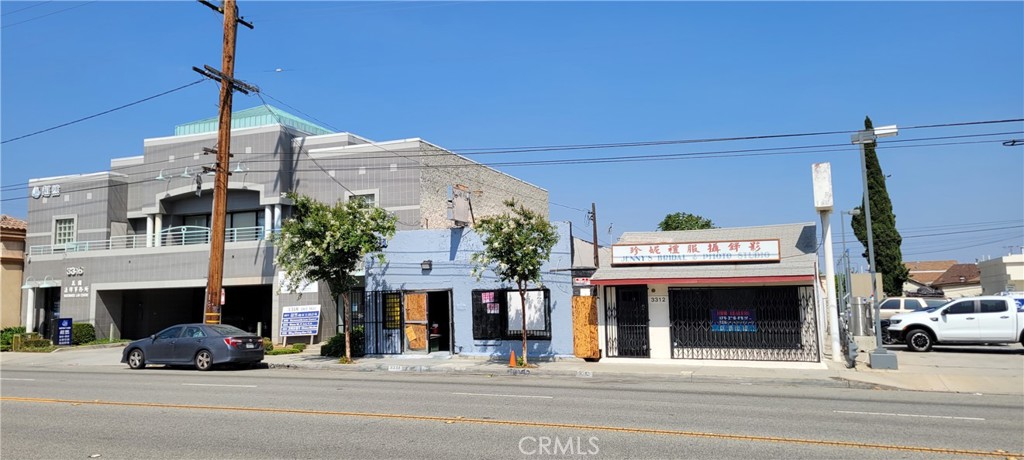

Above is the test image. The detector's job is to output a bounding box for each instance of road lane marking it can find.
[182,383,257,388]
[834,410,985,421]
[453,392,553,399]
[2,396,1018,458]
[0,378,36,381]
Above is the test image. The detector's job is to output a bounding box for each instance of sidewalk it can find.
[265,344,1024,396]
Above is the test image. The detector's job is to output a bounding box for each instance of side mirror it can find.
[940,309,948,316]
[150,334,157,340]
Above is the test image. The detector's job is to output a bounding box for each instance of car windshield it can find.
[206,324,250,336]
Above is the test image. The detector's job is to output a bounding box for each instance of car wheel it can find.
[194,350,213,371]
[127,349,146,369]
[905,329,933,352]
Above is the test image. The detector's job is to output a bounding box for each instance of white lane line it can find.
[834,410,985,421]
[182,383,257,388]
[453,392,553,399]
[0,378,36,381]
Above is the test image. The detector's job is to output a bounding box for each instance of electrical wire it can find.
[1,1,94,29]
[0,79,207,144]
[1,135,1018,202]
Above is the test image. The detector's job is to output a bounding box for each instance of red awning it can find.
[590,275,815,286]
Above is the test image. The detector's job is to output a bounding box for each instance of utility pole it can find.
[590,203,599,268]
[197,0,254,324]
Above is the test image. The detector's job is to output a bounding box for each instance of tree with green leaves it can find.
[657,212,715,231]
[851,116,909,296]
[471,200,559,366]
[273,192,397,362]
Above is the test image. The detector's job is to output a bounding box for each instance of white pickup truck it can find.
[887,295,1024,352]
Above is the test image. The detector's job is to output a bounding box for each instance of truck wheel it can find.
[906,329,933,352]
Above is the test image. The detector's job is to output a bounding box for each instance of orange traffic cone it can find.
[509,349,516,367]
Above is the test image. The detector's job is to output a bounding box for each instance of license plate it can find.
[245,343,255,349]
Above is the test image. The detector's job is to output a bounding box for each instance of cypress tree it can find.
[851,116,910,296]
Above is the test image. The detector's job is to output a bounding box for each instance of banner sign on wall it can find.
[611,239,781,265]
[711,310,757,332]
[281,305,321,337]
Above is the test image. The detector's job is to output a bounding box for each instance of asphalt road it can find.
[2,354,1022,459]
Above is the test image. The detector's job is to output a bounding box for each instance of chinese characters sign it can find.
[711,310,757,332]
[30,184,61,199]
[57,318,72,345]
[281,305,321,337]
[611,239,781,265]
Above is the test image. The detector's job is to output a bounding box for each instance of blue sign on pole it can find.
[57,318,73,346]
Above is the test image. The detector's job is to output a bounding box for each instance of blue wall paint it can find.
[365,222,575,358]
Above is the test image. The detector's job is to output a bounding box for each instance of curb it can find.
[265,360,890,391]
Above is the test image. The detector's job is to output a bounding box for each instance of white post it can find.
[109,323,116,341]
[264,206,273,239]
[821,211,841,363]
[273,204,282,231]
[24,288,36,333]
[154,214,163,247]
[145,215,154,248]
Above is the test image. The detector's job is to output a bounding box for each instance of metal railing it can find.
[28,226,272,255]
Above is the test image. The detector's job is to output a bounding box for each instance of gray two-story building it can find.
[20,105,548,345]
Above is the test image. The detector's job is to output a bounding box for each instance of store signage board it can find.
[281,305,321,337]
[611,239,781,265]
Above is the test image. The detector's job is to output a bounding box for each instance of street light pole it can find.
[840,208,860,311]
[852,124,898,370]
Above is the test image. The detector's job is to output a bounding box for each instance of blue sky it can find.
[2,1,1022,267]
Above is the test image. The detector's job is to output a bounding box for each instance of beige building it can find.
[979,254,1024,294]
[1,215,27,328]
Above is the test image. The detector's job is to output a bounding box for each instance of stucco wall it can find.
[364,222,574,358]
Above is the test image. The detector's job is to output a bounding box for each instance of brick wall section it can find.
[417,141,548,229]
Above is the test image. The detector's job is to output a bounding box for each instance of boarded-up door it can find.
[404,292,428,351]
[572,296,600,359]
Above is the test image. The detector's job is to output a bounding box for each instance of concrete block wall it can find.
[417,141,549,228]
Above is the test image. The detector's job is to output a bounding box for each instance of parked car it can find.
[121,323,264,371]
[887,296,1024,352]
[878,296,950,320]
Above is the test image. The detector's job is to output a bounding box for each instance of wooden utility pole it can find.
[198,0,253,324]
[590,203,599,268]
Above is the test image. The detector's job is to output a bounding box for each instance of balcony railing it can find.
[28,226,273,256]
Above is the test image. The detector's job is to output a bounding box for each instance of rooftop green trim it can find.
[174,105,334,136]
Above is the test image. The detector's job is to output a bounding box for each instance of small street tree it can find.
[851,116,910,296]
[274,193,397,362]
[471,200,559,366]
[657,212,715,231]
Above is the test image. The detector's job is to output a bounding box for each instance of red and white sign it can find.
[611,239,781,265]
[573,277,591,286]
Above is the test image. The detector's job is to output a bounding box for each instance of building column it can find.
[24,288,35,333]
[146,215,154,248]
[264,205,273,239]
[154,214,163,247]
[273,204,282,232]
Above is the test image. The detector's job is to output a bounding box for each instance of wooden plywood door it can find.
[404,293,428,351]
[572,296,600,359]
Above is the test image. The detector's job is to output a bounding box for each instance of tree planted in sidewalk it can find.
[851,116,909,296]
[471,199,559,366]
[274,193,396,362]
[657,212,715,231]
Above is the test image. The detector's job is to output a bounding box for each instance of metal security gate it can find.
[669,286,819,361]
[361,291,404,354]
[604,286,650,357]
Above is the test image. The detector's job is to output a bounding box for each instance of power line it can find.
[0,79,207,144]
[2,135,1017,199]
[1,1,95,29]
[447,118,1024,154]
[2,1,52,17]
